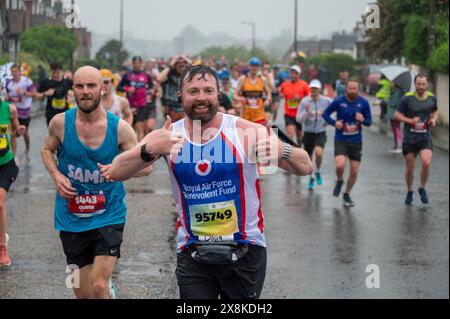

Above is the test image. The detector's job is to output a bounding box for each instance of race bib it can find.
[308,111,320,119]
[51,98,66,109]
[343,123,360,136]
[9,96,22,103]
[410,121,428,134]
[247,98,260,109]
[287,99,299,109]
[189,200,239,237]
[0,136,8,153]
[68,190,106,218]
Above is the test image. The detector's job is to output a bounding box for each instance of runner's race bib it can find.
[51,98,66,109]
[343,123,360,136]
[247,98,260,109]
[9,96,22,103]
[0,125,9,156]
[308,110,321,119]
[189,200,239,237]
[410,121,428,134]
[287,99,299,109]
[68,190,106,218]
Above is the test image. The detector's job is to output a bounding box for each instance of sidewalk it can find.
[367,96,449,152]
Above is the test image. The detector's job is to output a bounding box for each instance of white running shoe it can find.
[108,277,117,299]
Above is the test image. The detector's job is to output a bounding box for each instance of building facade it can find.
[0,0,91,64]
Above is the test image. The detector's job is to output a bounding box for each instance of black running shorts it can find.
[303,132,327,157]
[335,140,363,162]
[176,244,267,299]
[59,223,124,269]
[402,139,433,157]
[0,159,19,192]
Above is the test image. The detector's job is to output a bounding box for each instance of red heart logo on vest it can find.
[198,162,209,173]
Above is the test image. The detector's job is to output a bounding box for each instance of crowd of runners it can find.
[0,53,439,299]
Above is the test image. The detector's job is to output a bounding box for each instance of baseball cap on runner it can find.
[290,65,302,74]
[248,57,261,66]
[309,79,322,89]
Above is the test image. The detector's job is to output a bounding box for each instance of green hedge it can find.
[305,53,357,84]
[427,41,449,74]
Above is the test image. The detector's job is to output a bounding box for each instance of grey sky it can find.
[66,0,373,41]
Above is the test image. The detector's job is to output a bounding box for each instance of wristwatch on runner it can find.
[140,144,157,162]
[282,143,293,160]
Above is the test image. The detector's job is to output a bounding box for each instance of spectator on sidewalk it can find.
[376,75,391,120]
[387,84,405,153]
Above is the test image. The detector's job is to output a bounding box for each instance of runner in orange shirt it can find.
[279,65,310,147]
[235,57,271,125]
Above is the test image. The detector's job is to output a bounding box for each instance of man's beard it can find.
[347,92,358,101]
[185,100,219,124]
[76,93,101,114]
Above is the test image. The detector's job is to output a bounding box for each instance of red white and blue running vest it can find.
[167,114,266,252]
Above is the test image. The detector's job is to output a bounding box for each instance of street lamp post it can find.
[70,0,75,71]
[120,0,124,46]
[294,0,298,54]
[242,21,256,56]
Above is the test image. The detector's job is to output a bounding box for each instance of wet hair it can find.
[10,64,20,71]
[345,77,359,87]
[50,62,63,71]
[414,73,429,83]
[179,64,219,92]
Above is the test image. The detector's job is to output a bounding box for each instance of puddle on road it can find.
[125,187,172,196]
[115,251,174,280]
[126,188,155,194]
[9,186,54,195]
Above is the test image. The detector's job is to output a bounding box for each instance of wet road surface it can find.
[0,112,448,299]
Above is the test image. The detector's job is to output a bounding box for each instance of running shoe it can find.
[307,178,315,190]
[5,233,9,247]
[315,172,323,186]
[109,278,117,299]
[405,191,414,205]
[343,193,355,207]
[0,245,11,267]
[418,188,429,204]
[388,148,403,154]
[333,180,344,197]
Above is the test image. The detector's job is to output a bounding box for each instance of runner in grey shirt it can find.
[296,80,331,190]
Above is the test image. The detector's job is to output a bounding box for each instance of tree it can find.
[196,45,273,65]
[95,40,129,69]
[428,40,449,74]
[306,53,357,84]
[21,25,76,67]
[404,14,429,65]
[365,0,449,68]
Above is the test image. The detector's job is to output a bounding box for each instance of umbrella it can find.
[378,65,415,93]
[392,71,415,93]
